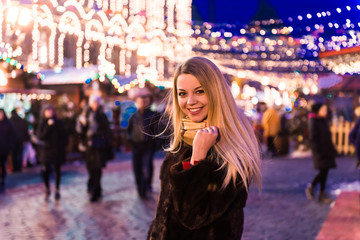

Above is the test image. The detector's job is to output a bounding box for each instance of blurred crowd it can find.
[1,90,360,201]
[2,95,355,174]
[0,87,169,201]
[251,101,349,158]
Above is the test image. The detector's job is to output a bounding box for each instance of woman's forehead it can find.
[176,74,201,89]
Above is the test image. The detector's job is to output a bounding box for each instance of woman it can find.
[0,108,17,187]
[305,103,337,203]
[37,104,68,200]
[147,57,262,239]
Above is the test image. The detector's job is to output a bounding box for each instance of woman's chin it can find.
[188,115,206,122]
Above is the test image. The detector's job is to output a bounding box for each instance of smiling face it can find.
[176,74,209,122]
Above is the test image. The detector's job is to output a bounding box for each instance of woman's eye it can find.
[196,89,205,94]
[178,92,186,97]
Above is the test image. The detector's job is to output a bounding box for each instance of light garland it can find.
[319,45,360,74]
[192,17,360,79]
[167,0,175,33]
[0,5,3,44]
[0,0,193,91]
[213,60,318,92]
[192,3,360,64]
[192,32,326,73]
[286,4,360,31]
[0,50,46,81]
[32,5,57,66]
[0,92,53,118]
[282,3,360,61]
[320,52,360,75]
[84,69,171,95]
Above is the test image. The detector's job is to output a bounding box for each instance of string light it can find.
[191,3,360,78]
[320,51,360,74]
[85,68,171,94]
[0,50,46,81]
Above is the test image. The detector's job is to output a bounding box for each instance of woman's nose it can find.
[187,94,197,105]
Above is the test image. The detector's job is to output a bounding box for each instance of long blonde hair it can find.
[167,56,261,191]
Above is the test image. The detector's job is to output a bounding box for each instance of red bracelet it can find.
[182,160,199,170]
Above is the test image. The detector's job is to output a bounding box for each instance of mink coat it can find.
[147,143,248,240]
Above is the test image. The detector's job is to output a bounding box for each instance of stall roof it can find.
[0,88,56,94]
[40,65,99,85]
[330,75,360,91]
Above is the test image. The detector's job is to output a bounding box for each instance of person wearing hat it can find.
[305,102,337,203]
[127,87,161,199]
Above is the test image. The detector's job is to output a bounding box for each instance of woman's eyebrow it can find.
[178,86,202,91]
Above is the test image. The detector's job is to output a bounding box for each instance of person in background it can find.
[112,103,122,152]
[305,103,337,204]
[127,87,160,199]
[76,98,89,159]
[10,108,30,172]
[76,95,112,202]
[262,104,281,157]
[0,108,17,188]
[61,101,77,154]
[275,110,290,156]
[349,106,360,169]
[253,102,266,144]
[147,57,262,239]
[37,104,68,200]
[26,100,42,165]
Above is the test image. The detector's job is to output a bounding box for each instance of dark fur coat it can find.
[147,143,248,240]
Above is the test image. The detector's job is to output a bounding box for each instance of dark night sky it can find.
[192,0,359,25]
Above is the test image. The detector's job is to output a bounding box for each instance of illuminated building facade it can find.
[0,0,193,88]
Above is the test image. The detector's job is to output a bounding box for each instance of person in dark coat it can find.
[127,87,161,199]
[76,95,112,202]
[10,108,30,172]
[37,104,68,200]
[305,103,337,203]
[147,57,262,239]
[0,108,17,187]
[349,106,360,169]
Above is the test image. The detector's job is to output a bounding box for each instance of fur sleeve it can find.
[169,159,246,230]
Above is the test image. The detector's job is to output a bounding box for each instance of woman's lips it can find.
[188,107,203,115]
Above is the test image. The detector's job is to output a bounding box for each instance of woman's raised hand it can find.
[191,126,219,164]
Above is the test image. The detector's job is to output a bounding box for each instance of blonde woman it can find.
[147,57,262,240]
